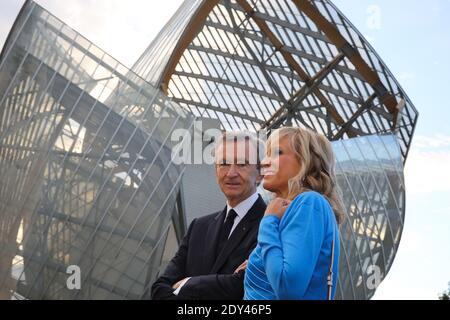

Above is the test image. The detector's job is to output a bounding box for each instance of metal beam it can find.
[236,0,357,137]
[262,52,345,129]
[14,249,142,300]
[269,102,367,137]
[223,2,290,105]
[332,93,377,140]
[202,19,366,82]
[186,43,391,120]
[173,70,282,102]
[159,0,220,94]
[292,0,399,126]
[228,0,329,43]
[171,97,265,124]
[37,208,158,246]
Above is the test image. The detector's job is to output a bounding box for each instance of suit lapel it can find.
[203,207,227,270]
[211,196,266,273]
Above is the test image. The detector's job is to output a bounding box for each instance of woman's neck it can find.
[276,189,289,199]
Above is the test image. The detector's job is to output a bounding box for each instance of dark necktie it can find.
[216,209,238,257]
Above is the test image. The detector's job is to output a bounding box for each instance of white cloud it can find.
[413,134,450,149]
[377,134,450,300]
[0,1,26,52]
[1,0,185,68]
[373,199,450,300]
[36,0,184,68]
[405,134,450,194]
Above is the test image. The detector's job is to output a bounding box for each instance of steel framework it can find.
[0,0,417,300]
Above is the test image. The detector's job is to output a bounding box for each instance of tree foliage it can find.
[438,282,450,300]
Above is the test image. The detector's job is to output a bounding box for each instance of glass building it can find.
[0,0,418,300]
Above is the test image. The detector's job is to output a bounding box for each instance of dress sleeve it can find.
[258,194,326,299]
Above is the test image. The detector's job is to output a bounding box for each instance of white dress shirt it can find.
[225,192,259,238]
[173,192,259,295]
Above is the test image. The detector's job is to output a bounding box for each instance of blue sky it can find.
[1,0,449,299]
[332,0,450,299]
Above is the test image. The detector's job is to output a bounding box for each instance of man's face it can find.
[215,140,260,206]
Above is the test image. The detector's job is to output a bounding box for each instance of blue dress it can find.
[244,191,340,300]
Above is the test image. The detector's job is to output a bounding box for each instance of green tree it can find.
[439,282,450,300]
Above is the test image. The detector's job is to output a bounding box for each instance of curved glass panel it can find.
[0,0,418,300]
[0,1,194,300]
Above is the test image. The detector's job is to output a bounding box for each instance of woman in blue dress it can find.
[242,127,345,300]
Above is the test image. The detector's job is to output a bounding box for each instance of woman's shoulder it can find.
[290,191,331,212]
[281,191,332,228]
[292,191,326,203]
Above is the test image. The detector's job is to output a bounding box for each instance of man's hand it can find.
[265,198,291,219]
[234,260,248,274]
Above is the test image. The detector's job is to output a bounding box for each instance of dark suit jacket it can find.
[151,195,266,300]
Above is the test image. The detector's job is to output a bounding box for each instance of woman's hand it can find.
[265,198,291,219]
[234,260,248,274]
[172,278,188,290]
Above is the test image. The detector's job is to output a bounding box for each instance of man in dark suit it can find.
[151,132,266,300]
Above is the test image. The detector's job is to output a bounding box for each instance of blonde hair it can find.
[266,127,345,224]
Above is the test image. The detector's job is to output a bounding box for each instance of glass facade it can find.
[133,0,418,164]
[0,0,418,300]
[0,1,194,299]
[333,134,404,299]
[132,0,417,300]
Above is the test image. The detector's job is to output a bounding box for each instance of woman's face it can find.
[261,136,301,197]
